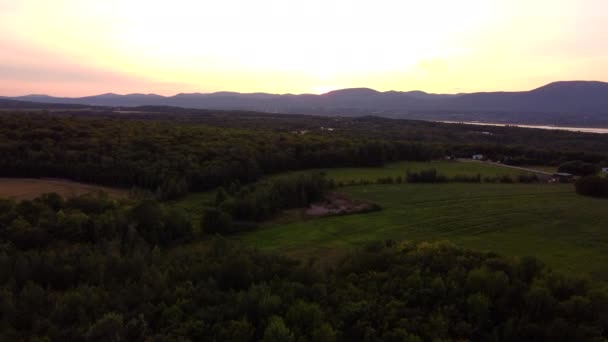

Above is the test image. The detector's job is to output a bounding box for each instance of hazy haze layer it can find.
[1,0,607,96]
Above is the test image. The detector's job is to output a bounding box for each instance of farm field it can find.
[170,160,534,224]
[519,165,558,173]
[238,182,608,279]
[0,178,128,200]
[275,160,541,184]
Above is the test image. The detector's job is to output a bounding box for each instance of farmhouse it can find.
[472,154,484,160]
[551,172,574,183]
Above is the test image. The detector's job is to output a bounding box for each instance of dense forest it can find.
[0,112,439,199]
[1,193,608,341]
[1,109,607,199]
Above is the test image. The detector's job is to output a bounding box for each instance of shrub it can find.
[575,176,608,198]
[558,160,600,176]
[201,207,234,234]
[499,175,514,183]
[376,176,394,184]
[406,169,448,183]
[518,173,539,183]
[453,174,481,183]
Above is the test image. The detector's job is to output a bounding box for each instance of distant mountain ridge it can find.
[4,81,608,126]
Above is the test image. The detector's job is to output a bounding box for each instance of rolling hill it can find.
[3,81,608,126]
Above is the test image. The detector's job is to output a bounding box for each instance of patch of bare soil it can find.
[305,192,381,217]
[0,178,128,201]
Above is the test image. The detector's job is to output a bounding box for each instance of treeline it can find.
[405,169,539,184]
[202,173,329,234]
[1,195,608,342]
[332,169,539,187]
[0,193,193,250]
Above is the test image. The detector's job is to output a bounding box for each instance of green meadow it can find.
[170,160,522,221]
[238,182,608,279]
[171,160,608,279]
[274,160,541,183]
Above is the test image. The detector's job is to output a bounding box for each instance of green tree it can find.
[130,200,164,245]
[201,208,233,234]
[86,312,124,342]
[214,319,255,342]
[262,316,294,342]
[215,187,229,206]
[163,208,193,243]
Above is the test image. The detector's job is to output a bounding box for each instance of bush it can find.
[406,169,448,183]
[201,207,234,234]
[518,173,539,183]
[499,175,514,183]
[558,160,600,176]
[453,174,481,183]
[575,176,608,198]
[376,176,394,184]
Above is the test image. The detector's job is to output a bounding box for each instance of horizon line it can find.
[3,79,606,98]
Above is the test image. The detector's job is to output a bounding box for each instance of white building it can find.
[602,167,608,174]
[472,154,484,160]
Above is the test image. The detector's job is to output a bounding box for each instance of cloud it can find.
[0,63,132,84]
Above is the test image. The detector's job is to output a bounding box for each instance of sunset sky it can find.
[1,0,607,96]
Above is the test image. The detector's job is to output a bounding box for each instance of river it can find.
[438,121,608,134]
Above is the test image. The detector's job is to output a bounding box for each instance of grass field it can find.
[276,160,542,184]
[0,178,128,200]
[169,160,606,278]
[238,183,608,280]
[170,160,534,224]
[520,165,558,173]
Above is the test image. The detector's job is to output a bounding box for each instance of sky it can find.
[0,0,607,96]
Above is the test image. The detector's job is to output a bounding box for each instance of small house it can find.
[602,167,608,174]
[472,154,484,160]
[551,172,574,183]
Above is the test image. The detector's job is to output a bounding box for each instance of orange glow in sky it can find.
[1,0,607,96]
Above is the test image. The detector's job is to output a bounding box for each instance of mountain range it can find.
[2,81,608,126]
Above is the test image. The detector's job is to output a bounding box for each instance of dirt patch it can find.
[0,178,128,201]
[305,192,381,217]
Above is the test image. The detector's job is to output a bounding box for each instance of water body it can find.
[438,121,608,134]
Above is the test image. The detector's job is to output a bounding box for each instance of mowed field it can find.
[170,160,607,278]
[170,160,532,226]
[238,183,608,280]
[276,160,545,183]
[0,178,128,200]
